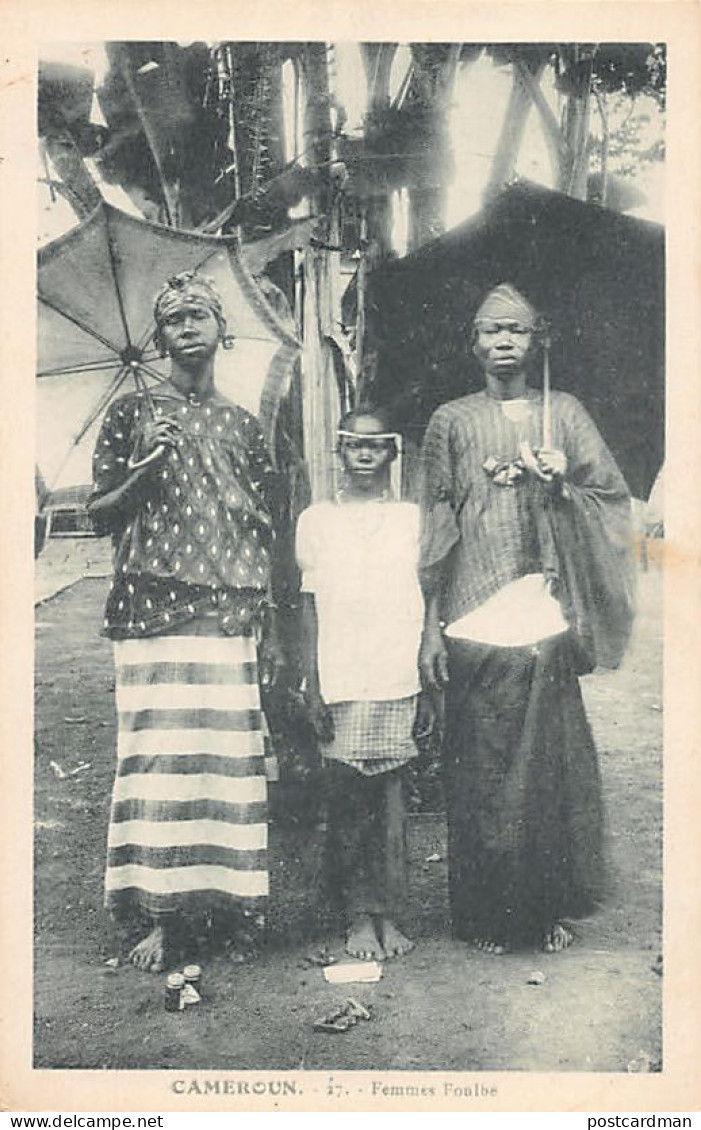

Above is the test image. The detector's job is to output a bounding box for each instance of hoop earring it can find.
[222,334,235,351]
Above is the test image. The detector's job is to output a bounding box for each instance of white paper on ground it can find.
[323,961,383,984]
[182,984,201,1005]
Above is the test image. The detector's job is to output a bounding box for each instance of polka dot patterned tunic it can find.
[91,389,275,639]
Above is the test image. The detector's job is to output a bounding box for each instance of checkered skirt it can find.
[323,696,418,776]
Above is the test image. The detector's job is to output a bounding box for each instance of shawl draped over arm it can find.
[537,400,635,670]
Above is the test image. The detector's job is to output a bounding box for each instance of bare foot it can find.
[303,941,338,968]
[346,914,385,961]
[473,937,509,956]
[379,917,414,958]
[543,923,574,953]
[214,907,264,963]
[224,929,259,964]
[129,924,167,972]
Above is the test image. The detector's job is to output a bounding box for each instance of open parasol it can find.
[37,201,300,510]
[367,181,664,500]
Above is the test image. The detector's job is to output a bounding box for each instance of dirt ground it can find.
[33,557,662,1073]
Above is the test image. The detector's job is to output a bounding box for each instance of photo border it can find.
[2,0,700,1113]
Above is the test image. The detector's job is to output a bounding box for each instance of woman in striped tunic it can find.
[88,272,281,972]
[419,284,635,955]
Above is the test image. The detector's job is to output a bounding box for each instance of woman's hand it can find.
[304,689,335,744]
[535,448,567,480]
[129,417,183,471]
[519,440,567,489]
[258,622,285,691]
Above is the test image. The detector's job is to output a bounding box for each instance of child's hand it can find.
[305,690,335,744]
[413,692,435,750]
[419,627,449,691]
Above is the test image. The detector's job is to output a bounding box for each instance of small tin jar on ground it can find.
[165,972,185,1012]
[183,964,202,997]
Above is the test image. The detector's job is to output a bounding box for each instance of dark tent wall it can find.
[366,182,664,500]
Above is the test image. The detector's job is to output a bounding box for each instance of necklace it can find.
[158,381,214,409]
[335,486,391,504]
[334,490,391,541]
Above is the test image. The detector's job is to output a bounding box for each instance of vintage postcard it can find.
[1,0,700,1115]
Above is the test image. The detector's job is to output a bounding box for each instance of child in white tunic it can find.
[296,409,430,960]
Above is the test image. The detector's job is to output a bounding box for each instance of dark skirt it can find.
[442,632,604,947]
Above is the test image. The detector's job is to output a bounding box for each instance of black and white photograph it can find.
[2,5,699,1113]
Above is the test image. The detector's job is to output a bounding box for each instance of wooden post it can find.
[355,207,368,402]
[300,239,341,501]
[542,343,552,449]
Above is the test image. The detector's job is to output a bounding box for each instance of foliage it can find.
[488,42,666,102]
[589,91,665,178]
[39,40,667,233]
[592,43,666,106]
[483,43,665,201]
[39,41,291,234]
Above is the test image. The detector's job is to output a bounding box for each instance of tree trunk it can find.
[562,89,593,199]
[360,43,398,263]
[559,52,595,200]
[512,59,566,190]
[298,44,343,502]
[403,47,459,251]
[407,180,446,251]
[592,86,609,205]
[361,43,398,113]
[485,63,541,200]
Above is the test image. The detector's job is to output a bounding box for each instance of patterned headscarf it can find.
[153,271,227,336]
[473,283,539,329]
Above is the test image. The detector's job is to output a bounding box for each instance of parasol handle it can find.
[127,445,165,472]
[542,340,552,449]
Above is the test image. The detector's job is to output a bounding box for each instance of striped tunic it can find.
[105,621,269,917]
[418,388,634,666]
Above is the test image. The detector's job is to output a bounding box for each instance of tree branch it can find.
[593,85,609,204]
[437,42,463,107]
[515,58,568,182]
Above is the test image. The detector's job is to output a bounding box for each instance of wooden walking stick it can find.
[542,328,552,449]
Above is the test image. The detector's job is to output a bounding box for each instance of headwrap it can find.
[473,283,539,330]
[153,271,227,334]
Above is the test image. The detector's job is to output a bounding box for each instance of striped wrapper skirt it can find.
[105,620,269,919]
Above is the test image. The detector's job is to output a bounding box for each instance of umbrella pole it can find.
[542,341,552,449]
[69,365,131,449]
[134,368,156,416]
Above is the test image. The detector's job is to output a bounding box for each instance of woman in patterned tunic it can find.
[88,272,281,972]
